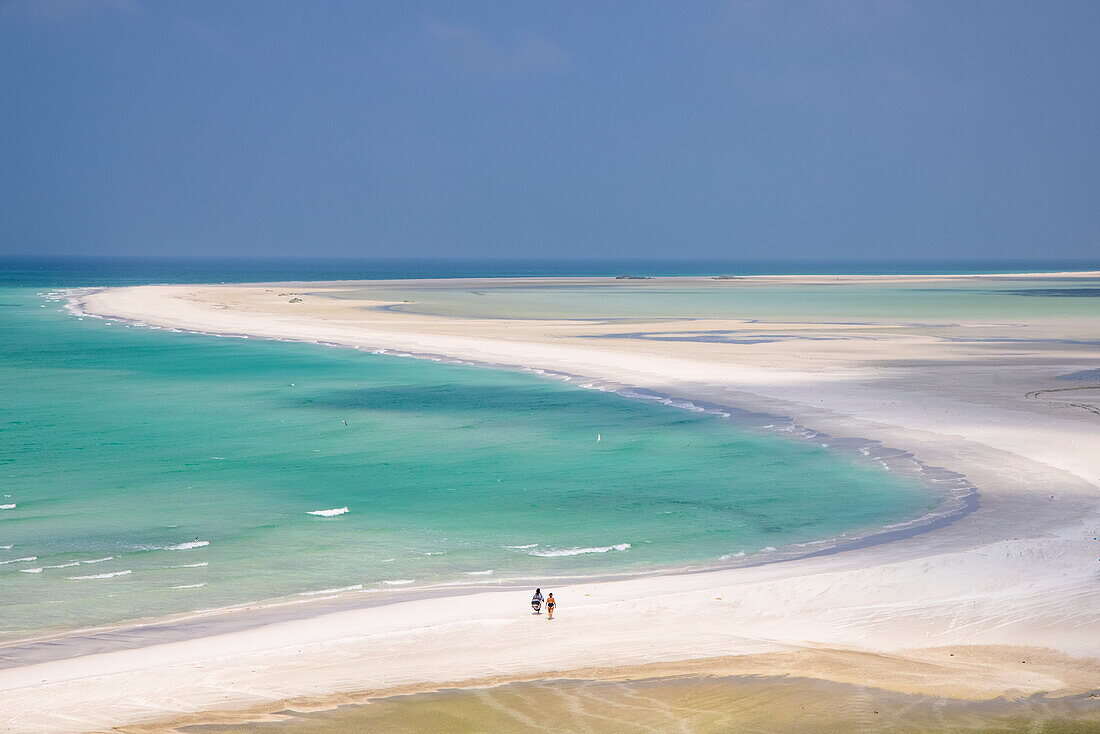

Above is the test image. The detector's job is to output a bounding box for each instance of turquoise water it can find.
[329,278,1100,323]
[0,284,942,638]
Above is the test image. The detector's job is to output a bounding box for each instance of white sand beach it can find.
[3,274,1099,733]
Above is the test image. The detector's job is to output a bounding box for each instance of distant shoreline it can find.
[5,259,1100,291]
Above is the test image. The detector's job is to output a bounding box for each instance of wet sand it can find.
[176,677,1100,734]
[126,649,1100,733]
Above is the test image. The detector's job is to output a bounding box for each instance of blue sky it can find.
[1,0,1097,260]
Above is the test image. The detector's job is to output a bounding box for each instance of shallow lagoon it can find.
[0,286,937,637]
[328,276,1100,323]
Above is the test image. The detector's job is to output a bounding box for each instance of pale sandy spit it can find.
[2,276,1098,733]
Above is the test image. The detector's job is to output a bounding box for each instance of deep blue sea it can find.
[3,256,1098,289]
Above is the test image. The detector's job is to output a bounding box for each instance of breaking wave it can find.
[68,569,132,580]
[162,541,209,551]
[297,584,362,596]
[0,556,36,565]
[307,507,349,517]
[528,543,631,557]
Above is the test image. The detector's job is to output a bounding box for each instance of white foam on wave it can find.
[0,544,12,549]
[163,541,209,551]
[505,544,538,549]
[307,507,349,517]
[0,504,16,510]
[612,389,733,418]
[882,511,942,530]
[169,561,208,568]
[172,583,205,589]
[667,399,707,412]
[68,569,132,580]
[464,570,494,576]
[28,561,81,571]
[82,557,113,564]
[720,551,746,560]
[528,543,631,557]
[383,579,414,585]
[297,584,363,596]
[0,556,36,565]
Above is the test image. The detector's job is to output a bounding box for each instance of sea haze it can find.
[2,256,1099,289]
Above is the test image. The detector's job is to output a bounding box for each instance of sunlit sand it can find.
[3,273,1099,732]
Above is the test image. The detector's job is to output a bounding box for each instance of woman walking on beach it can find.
[546,593,556,620]
[531,588,544,614]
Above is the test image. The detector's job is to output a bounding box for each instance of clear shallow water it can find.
[0,282,940,638]
[330,278,1100,323]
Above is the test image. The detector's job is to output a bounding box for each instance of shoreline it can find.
[0,290,977,665]
[0,349,978,665]
[3,275,1098,733]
